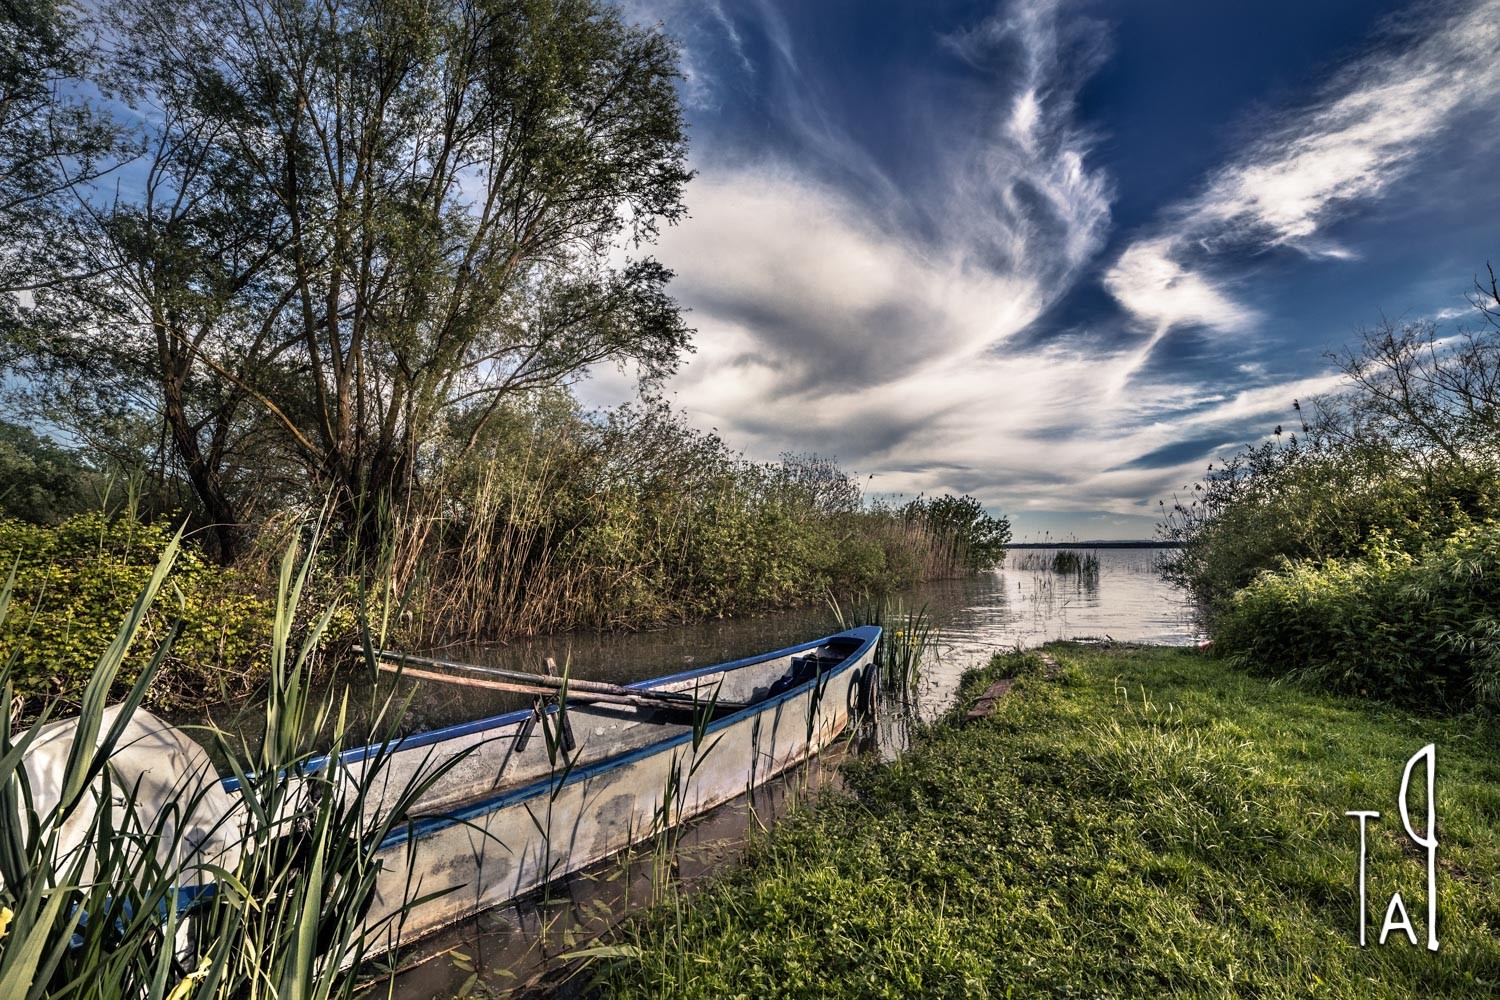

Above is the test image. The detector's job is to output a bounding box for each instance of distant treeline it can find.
[1009,541,1180,549]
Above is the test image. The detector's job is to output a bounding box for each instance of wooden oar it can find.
[360,647,749,714]
[361,646,654,697]
[375,662,682,710]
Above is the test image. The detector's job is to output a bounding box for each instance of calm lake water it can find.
[368,545,1197,996]
[397,545,1193,729]
[192,545,1197,747]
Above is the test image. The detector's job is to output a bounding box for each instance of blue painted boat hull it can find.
[340,626,882,958]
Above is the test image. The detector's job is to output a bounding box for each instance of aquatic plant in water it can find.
[829,594,933,694]
[1049,550,1100,577]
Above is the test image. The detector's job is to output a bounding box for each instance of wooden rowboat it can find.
[260,625,882,958]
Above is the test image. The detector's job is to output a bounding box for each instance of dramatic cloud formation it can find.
[595,0,1500,538]
[937,0,1113,280]
[1106,0,1500,340]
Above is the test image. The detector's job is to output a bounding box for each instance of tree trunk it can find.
[162,378,242,563]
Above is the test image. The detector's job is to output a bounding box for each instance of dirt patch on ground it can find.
[965,652,1062,721]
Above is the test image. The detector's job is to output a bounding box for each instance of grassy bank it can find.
[593,644,1500,997]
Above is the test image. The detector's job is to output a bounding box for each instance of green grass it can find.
[592,644,1500,997]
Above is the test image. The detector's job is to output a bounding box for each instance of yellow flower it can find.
[0,906,12,940]
[164,957,214,1000]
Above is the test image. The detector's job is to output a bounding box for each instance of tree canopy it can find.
[3,0,693,557]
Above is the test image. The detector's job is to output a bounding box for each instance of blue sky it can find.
[586,0,1500,540]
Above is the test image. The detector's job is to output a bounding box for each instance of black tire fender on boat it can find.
[852,661,881,721]
[847,664,877,720]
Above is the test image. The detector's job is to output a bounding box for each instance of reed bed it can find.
[0,400,1006,712]
[1015,549,1101,579]
[1049,550,1100,577]
[0,525,477,998]
[379,402,988,650]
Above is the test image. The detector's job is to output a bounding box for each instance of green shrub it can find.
[1162,442,1500,616]
[0,512,268,706]
[899,493,1011,570]
[1214,522,1500,711]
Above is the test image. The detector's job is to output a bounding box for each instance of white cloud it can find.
[1105,1,1500,347]
[580,0,1405,527]
[657,170,1044,390]
[942,0,1113,277]
[1103,237,1253,336]
[1193,3,1500,255]
[592,0,1120,488]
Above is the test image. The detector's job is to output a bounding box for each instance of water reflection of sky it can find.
[909,547,1198,723]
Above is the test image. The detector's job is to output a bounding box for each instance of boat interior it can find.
[362,635,865,819]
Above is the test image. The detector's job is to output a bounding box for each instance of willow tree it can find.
[1,0,125,362]
[15,0,692,556]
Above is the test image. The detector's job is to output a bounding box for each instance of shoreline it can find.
[581,643,1500,998]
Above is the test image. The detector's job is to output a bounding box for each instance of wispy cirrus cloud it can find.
[589,0,1497,536]
[580,1,1134,517]
[653,0,1113,385]
[1105,0,1500,343]
[587,0,1328,525]
[940,0,1112,277]
[620,0,750,109]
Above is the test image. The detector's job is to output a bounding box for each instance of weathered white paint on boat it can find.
[248,625,880,958]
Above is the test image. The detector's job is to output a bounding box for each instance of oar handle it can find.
[360,647,748,713]
[376,662,648,707]
[357,646,622,695]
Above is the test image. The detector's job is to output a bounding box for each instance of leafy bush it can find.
[1162,278,1500,627]
[900,493,1012,570]
[0,512,267,706]
[1214,522,1500,711]
[1161,440,1500,616]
